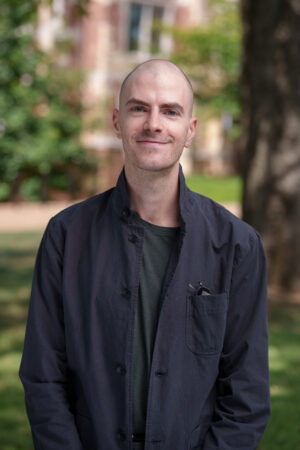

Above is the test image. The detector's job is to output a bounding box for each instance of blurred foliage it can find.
[167,0,241,132]
[0,0,95,202]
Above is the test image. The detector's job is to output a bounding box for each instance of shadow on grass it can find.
[258,304,300,450]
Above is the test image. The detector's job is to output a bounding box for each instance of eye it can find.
[165,109,179,117]
[130,106,145,113]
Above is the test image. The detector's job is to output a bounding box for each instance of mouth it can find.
[136,139,169,145]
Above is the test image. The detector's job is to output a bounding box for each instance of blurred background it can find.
[0,0,299,448]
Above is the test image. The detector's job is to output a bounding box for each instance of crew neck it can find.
[131,213,180,235]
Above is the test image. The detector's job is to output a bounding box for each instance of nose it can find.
[143,109,162,133]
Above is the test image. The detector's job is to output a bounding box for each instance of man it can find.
[20,59,270,450]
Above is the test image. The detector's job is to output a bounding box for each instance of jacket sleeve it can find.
[19,218,83,450]
[202,232,271,450]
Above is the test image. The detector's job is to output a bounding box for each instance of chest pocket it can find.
[186,292,228,356]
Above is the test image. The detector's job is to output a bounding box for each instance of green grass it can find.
[0,232,300,449]
[186,173,242,203]
[259,305,300,450]
[0,232,42,450]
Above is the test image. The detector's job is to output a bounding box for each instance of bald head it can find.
[119,59,194,115]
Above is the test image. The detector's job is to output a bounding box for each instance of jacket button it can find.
[116,365,126,375]
[122,208,130,218]
[122,287,131,298]
[128,234,137,243]
[117,429,126,441]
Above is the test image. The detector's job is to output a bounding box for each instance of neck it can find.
[124,164,181,227]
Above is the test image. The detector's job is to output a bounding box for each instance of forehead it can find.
[121,68,191,109]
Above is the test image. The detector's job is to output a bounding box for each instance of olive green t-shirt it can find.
[131,214,179,435]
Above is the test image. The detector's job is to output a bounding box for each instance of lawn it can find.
[0,232,43,450]
[0,231,299,449]
[186,174,242,203]
[259,305,300,450]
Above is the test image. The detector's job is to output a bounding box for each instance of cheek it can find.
[171,125,189,142]
[120,120,142,140]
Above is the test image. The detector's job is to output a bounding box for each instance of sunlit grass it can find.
[0,232,300,449]
[186,173,242,203]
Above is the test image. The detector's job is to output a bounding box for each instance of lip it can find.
[136,140,169,145]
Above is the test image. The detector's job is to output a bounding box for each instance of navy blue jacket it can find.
[20,167,270,449]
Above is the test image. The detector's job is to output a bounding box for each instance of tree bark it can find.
[241,0,300,296]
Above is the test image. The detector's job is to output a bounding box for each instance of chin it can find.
[136,159,179,173]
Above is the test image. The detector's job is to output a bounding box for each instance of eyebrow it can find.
[125,98,185,114]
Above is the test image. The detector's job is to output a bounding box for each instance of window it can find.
[129,4,142,51]
[151,6,164,53]
[128,3,165,53]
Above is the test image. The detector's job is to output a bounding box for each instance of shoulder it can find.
[188,190,262,262]
[190,190,254,233]
[45,187,115,237]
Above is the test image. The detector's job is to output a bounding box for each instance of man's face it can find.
[113,67,197,173]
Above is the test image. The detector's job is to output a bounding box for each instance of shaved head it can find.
[119,59,194,115]
[112,58,198,174]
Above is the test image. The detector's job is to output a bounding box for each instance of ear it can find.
[184,117,197,148]
[112,108,122,139]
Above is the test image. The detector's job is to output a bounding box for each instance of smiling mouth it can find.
[136,140,169,145]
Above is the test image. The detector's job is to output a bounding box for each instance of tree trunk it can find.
[241,0,300,296]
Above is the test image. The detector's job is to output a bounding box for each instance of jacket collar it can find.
[111,165,194,227]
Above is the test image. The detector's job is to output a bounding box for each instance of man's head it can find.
[119,59,194,116]
[113,59,197,174]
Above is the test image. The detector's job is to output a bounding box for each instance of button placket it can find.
[116,429,126,441]
[122,287,131,299]
[122,208,131,219]
[116,365,127,375]
[128,233,138,243]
